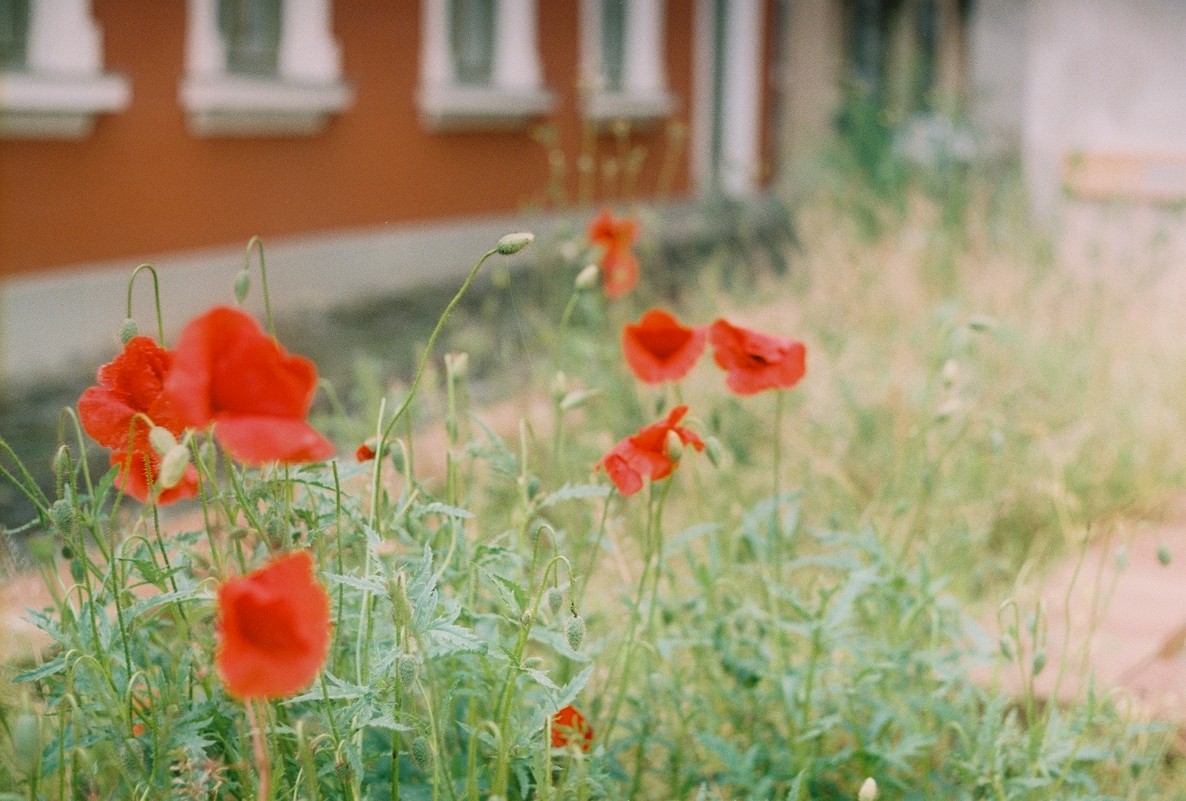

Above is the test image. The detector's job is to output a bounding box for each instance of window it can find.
[219,0,282,77]
[0,0,131,139]
[418,0,554,130]
[579,0,676,125]
[0,0,30,71]
[691,0,765,195]
[180,0,353,137]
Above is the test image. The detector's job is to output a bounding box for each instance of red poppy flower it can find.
[622,308,707,384]
[355,441,377,462]
[162,307,334,466]
[551,704,593,751]
[588,208,640,299]
[708,318,807,396]
[216,550,331,699]
[78,336,199,504]
[597,405,704,496]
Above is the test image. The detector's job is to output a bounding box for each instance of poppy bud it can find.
[390,441,407,472]
[526,475,541,501]
[704,436,726,469]
[148,426,178,456]
[234,269,251,303]
[565,614,586,652]
[70,558,85,584]
[560,389,598,411]
[1032,650,1047,676]
[664,429,684,462]
[858,777,878,801]
[444,352,468,383]
[575,264,600,291]
[50,498,74,533]
[51,445,72,478]
[545,586,563,617]
[119,317,139,344]
[1158,545,1172,566]
[967,314,996,332]
[397,654,418,689]
[334,756,353,787]
[521,608,534,627]
[550,371,569,403]
[60,544,74,559]
[411,736,432,771]
[523,656,544,670]
[157,445,192,491]
[999,636,1015,660]
[496,231,534,255]
[10,712,40,775]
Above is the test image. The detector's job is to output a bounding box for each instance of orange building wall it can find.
[0,1,757,280]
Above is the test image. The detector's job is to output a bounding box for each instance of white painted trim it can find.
[0,0,130,139]
[691,0,765,196]
[179,0,353,137]
[579,0,677,125]
[417,0,554,130]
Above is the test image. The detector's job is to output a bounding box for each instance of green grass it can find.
[2,166,1186,799]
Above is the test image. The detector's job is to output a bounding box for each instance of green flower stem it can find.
[125,264,165,343]
[575,489,616,608]
[243,236,276,339]
[491,553,570,797]
[371,246,500,528]
[245,698,272,801]
[600,476,673,746]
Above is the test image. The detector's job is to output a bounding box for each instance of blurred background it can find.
[3,0,1186,528]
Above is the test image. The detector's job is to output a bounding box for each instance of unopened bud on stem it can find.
[575,264,600,291]
[119,318,139,344]
[496,232,534,255]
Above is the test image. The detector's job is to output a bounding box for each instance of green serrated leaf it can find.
[13,655,66,683]
[538,483,611,509]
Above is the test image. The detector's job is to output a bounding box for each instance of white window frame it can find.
[0,0,130,139]
[417,0,554,131]
[579,0,676,125]
[691,0,765,196]
[179,0,353,137]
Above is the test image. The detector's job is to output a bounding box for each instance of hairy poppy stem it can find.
[242,236,276,339]
[245,699,271,801]
[125,263,165,343]
[376,246,499,452]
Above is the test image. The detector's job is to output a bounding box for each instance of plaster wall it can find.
[1023,0,1186,214]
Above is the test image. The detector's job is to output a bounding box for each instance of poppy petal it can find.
[214,417,335,467]
[216,550,330,699]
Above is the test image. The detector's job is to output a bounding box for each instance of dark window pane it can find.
[0,0,30,71]
[451,0,495,86]
[219,0,283,77]
[600,0,626,92]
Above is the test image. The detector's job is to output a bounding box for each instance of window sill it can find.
[584,90,677,127]
[180,74,354,137]
[418,84,555,131]
[0,70,131,139]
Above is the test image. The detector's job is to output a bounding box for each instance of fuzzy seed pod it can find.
[411,736,432,771]
[50,498,74,533]
[545,586,564,618]
[233,270,251,303]
[565,614,586,652]
[119,317,139,344]
[496,231,534,255]
[397,655,418,689]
